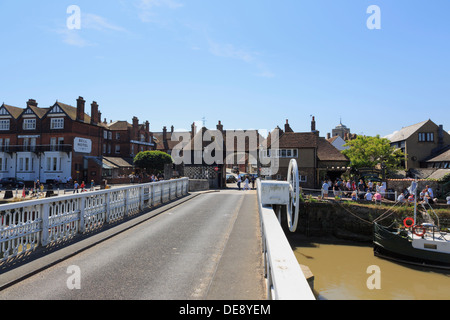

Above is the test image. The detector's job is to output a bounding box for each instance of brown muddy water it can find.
[288,235,450,300]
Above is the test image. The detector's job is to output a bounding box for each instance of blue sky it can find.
[0,0,449,137]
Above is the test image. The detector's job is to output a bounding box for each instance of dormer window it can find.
[23,119,36,130]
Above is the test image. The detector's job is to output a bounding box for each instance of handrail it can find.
[257,179,315,300]
[0,178,189,262]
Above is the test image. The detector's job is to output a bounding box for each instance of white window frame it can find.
[50,118,64,129]
[46,156,61,172]
[18,155,33,172]
[0,119,10,130]
[23,118,36,130]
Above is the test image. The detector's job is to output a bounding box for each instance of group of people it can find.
[397,184,436,205]
[73,180,96,193]
[321,178,387,202]
[236,175,256,191]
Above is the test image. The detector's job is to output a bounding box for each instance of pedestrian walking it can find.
[244,177,249,191]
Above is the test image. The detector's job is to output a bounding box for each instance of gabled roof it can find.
[317,137,349,162]
[1,104,24,119]
[26,105,49,119]
[107,120,132,131]
[387,120,429,143]
[272,132,318,149]
[51,101,103,126]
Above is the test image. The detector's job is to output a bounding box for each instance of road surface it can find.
[0,190,265,300]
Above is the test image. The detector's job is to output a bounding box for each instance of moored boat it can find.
[373,179,450,270]
[373,222,450,270]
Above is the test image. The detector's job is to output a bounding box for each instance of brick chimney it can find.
[284,119,293,133]
[90,101,99,125]
[145,121,150,132]
[171,125,174,133]
[311,116,316,132]
[217,120,223,132]
[163,126,167,141]
[76,96,85,122]
[27,99,38,107]
[191,122,197,138]
[132,116,139,140]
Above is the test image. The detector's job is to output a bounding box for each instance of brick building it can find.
[0,97,153,185]
[264,118,350,189]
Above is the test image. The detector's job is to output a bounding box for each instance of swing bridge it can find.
[0,160,317,300]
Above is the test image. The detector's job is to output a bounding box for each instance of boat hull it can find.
[373,223,450,270]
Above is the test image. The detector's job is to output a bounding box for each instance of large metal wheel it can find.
[287,159,300,232]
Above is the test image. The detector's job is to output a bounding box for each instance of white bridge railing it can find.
[0,178,189,262]
[257,175,315,300]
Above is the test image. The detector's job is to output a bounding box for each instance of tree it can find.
[342,135,405,177]
[133,151,173,175]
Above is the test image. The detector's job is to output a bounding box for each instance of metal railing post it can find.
[79,196,86,233]
[105,191,111,223]
[41,202,50,246]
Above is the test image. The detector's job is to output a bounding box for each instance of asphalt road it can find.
[0,190,265,300]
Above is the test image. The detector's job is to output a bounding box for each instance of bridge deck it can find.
[0,190,266,300]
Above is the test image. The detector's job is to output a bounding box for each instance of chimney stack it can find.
[27,99,38,108]
[217,120,223,132]
[191,122,197,138]
[90,101,99,125]
[76,96,85,122]
[284,119,293,133]
[327,133,331,139]
[145,121,150,132]
[163,126,167,141]
[438,125,444,148]
[171,125,174,133]
[311,116,316,132]
[132,116,139,140]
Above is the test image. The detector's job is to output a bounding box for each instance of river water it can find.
[288,235,450,300]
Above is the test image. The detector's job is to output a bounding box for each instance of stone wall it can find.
[189,179,210,192]
[279,202,408,242]
[386,179,440,196]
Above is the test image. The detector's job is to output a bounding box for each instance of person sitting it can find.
[373,192,382,205]
[397,193,406,203]
[365,190,373,202]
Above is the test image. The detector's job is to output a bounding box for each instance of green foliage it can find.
[133,151,173,174]
[342,135,404,171]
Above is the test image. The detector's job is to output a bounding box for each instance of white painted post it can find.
[124,189,129,215]
[139,185,145,211]
[105,191,111,223]
[41,202,50,246]
[79,197,86,233]
[151,184,155,207]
